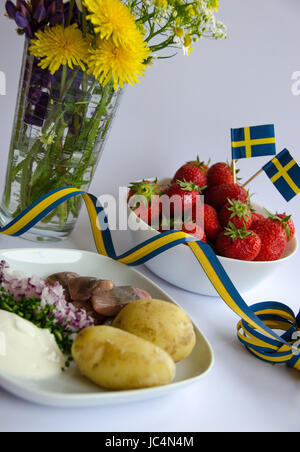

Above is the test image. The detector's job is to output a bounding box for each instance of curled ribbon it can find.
[0,187,299,370]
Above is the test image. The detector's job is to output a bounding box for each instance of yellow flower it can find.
[174,26,184,38]
[84,0,139,48]
[186,5,196,17]
[183,35,193,56]
[88,37,150,90]
[210,0,219,12]
[153,0,168,8]
[29,24,90,74]
[184,35,193,48]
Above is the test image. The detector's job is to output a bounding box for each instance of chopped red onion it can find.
[0,260,94,332]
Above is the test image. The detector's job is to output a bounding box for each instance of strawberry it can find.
[181,222,207,243]
[187,156,210,173]
[251,212,265,222]
[128,179,163,225]
[219,199,253,230]
[174,158,208,187]
[207,162,234,187]
[216,223,261,261]
[165,180,206,217]
[192,203,222,242]
[267,212,295,241]
[205,183,248,211]
[251,217,287,261]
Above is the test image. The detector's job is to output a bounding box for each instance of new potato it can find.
[113,299,196,362]
[72,325,176,390]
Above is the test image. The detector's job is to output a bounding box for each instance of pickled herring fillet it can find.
[46,272,80,302]
[91,286,152,317]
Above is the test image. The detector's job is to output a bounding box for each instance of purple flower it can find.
[29,87,43,105]
[34,5,47,23]
[5,1,81,37]
[24,112,44,127]
[28,61,55,89]
[23,58,55,127]
[5,1,17,19]
[25,90,50,126]
[42,71,55,89]
[35,92,50,117]
[15,11,29,28]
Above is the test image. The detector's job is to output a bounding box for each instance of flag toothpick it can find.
[230,125,299,202]
[232,160,237,184]
[242,169,263,188]
[231,123,276,190]
[231,124,276,161]
[242,149,300,202]
[263,149,300,202]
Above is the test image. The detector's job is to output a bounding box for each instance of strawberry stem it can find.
[226,199,251,221]
[187,156,211,172]
[224,222,253,241]
[176,179,207,193]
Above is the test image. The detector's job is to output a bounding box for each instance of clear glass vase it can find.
[0,40,122,242]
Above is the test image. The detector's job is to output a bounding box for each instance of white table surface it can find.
[0,0,300,433]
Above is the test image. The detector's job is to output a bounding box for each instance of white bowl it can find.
[127,181,298,296]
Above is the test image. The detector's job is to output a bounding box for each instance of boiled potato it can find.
[72,325,176,390]
[113,299,196,363]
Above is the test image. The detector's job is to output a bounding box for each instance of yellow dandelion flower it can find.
[88,37,150,90]
[83,0,139,48]
[29,24,91,75]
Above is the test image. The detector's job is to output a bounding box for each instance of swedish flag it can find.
[231,124,276,160]
[263,149,300,202]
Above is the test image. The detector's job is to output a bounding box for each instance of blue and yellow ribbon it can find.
[1,187,299,371]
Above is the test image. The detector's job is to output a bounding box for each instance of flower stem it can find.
[67,0,75,26]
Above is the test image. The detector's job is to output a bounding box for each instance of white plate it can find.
[0,248,213,407]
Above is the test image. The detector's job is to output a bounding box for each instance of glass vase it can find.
[0,40,122,242]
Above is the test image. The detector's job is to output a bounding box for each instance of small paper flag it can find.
[231,124,276,160]
[263,149,300,201]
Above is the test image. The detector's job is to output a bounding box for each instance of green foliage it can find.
[126,0,226,56]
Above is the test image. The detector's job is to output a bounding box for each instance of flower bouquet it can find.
[2,0,226,241]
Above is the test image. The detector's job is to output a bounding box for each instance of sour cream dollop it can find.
[0,310,65,379]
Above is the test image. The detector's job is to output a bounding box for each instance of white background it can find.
[0,0,300,432]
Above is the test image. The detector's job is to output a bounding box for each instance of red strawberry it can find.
[128,179,162,201]
[216,223,261,261]
[268,212,295,241]
[128,179,163,225]
[219,199,253,230]
[192,160,210,174]
[251,217,287,261]
[192,204,222,242]
[205,183,248,211]
[276,213,296,242]
[165,180,206,217]
[182,222,207,243]
[251,212,265,222]
[174,158,208,188]
[207,162,234,187]
[187,156,210,174]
